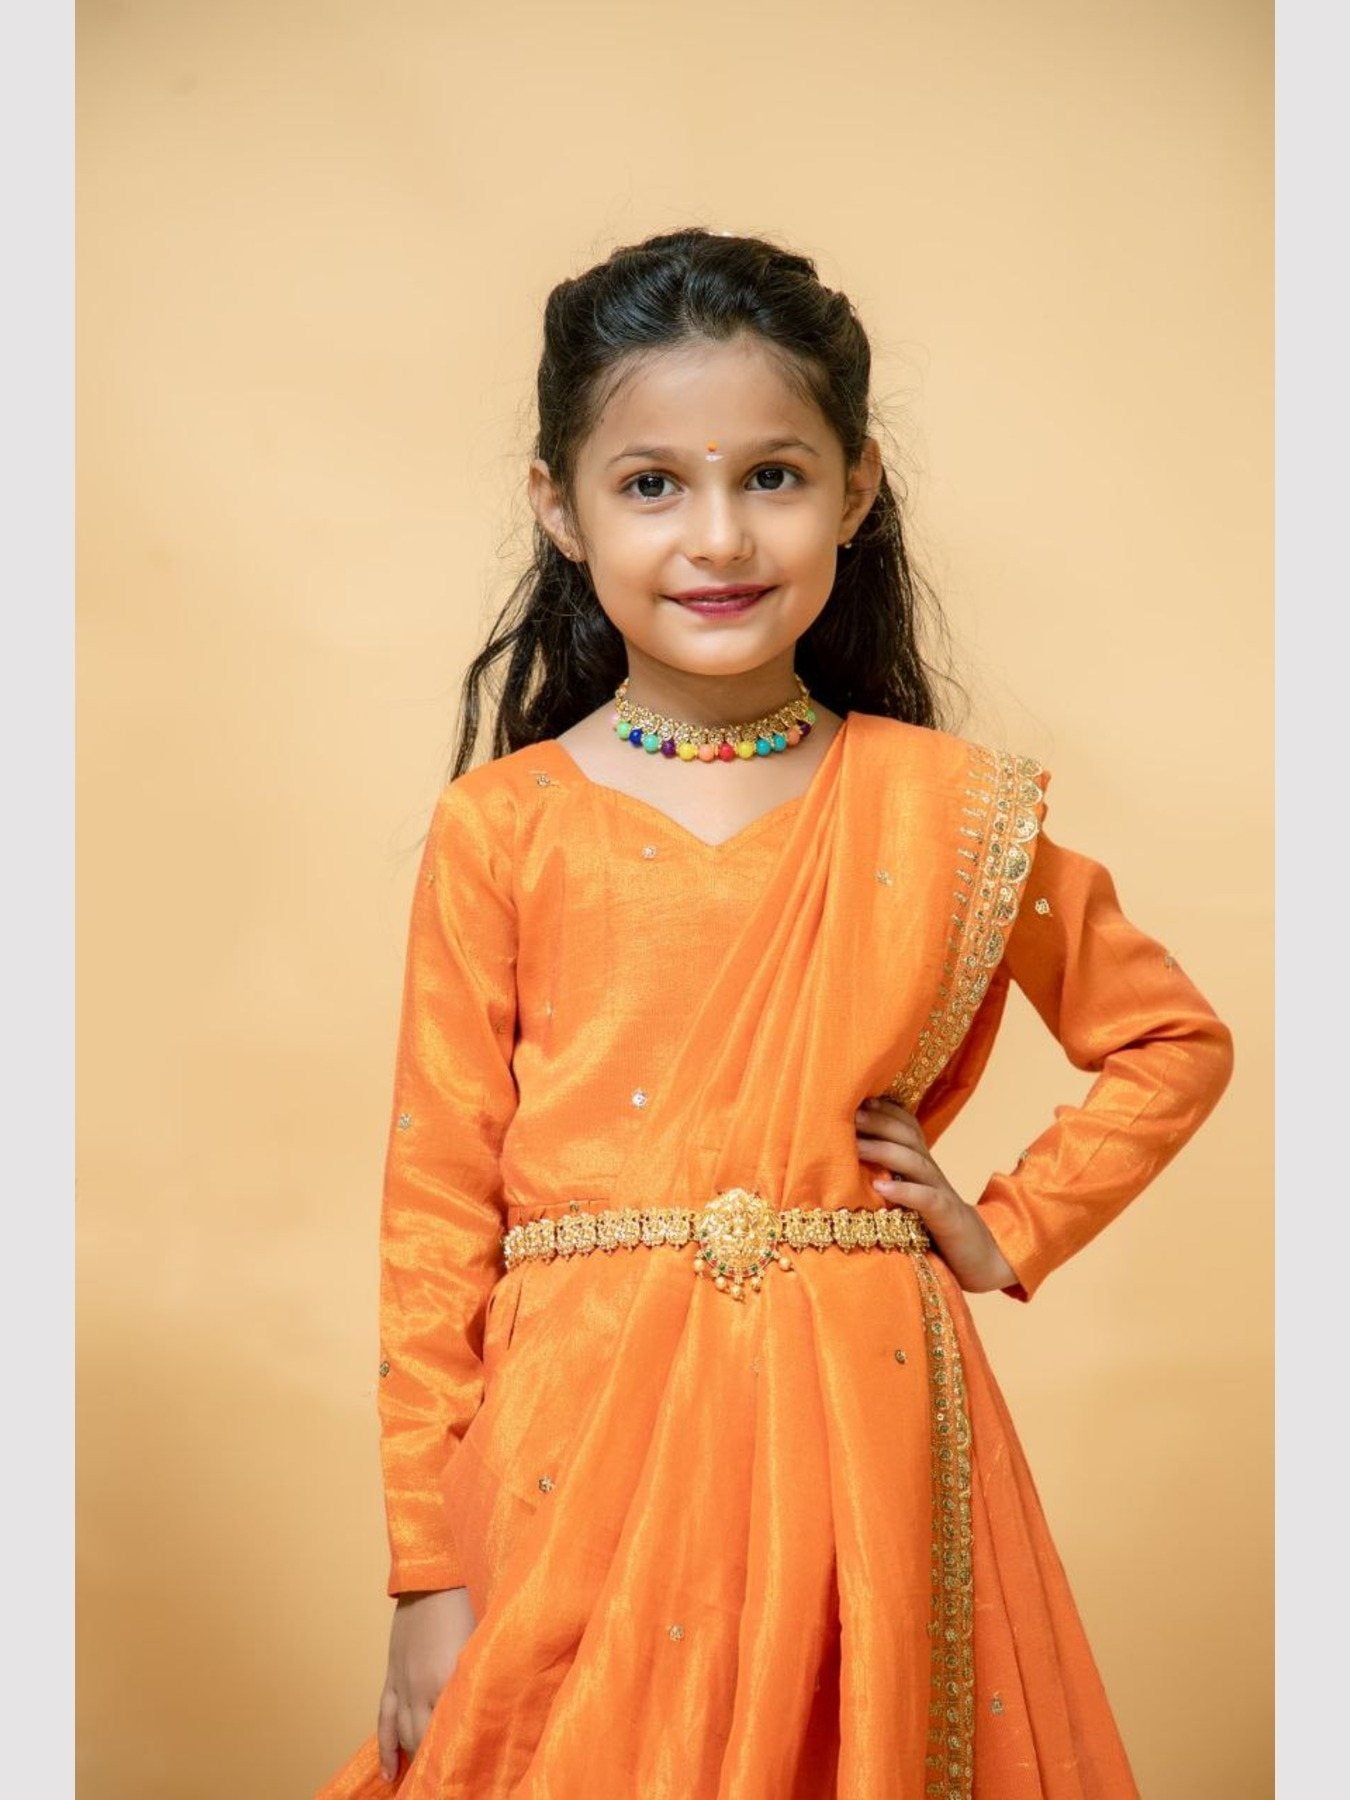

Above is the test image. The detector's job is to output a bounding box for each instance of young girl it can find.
[315,228,1233,1800]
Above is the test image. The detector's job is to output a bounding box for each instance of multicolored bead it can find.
[610,675,815,766]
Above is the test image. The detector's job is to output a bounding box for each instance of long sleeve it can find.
[973,828,1235,1303]
[376,781,519,1595]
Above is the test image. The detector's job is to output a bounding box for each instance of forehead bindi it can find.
[588,340,827,470]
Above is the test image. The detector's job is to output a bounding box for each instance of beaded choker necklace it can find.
[612,673,817,762]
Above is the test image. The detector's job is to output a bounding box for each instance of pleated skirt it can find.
[315,1242,1140,1799]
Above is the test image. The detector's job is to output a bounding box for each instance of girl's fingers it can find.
[379,1675,450,1778]
[855,1101,925,1147]
[376,1687,400,1781]
[855,1135,932,1181]
[397,1702,417,1758]
[872,1178,942,1213]
[856,1128,960,1218]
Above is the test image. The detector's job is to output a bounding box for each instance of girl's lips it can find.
[673,587,775,615]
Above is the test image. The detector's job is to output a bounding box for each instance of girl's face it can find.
[529,333,881,694]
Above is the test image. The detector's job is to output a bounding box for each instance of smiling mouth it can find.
[669,587,776,611]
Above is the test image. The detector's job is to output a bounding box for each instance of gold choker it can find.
[611,673,816,763]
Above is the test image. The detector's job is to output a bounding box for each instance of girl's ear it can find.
[528,458,586,563]
[839,436,884,546]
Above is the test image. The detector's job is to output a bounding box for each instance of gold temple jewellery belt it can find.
[501,1186,932,1303]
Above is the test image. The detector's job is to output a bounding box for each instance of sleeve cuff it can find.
[974,1184,1045,1303]
[386,1552,466,1598]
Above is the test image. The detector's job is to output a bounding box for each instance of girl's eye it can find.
[627,472,677,501]
[623,464,803,502]
[749,465,800,492]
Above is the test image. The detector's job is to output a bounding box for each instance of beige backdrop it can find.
[76,1,1271,1794]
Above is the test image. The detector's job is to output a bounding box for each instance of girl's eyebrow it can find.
[605,436,821,467]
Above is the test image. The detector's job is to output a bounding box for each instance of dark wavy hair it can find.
[448,227,967,780]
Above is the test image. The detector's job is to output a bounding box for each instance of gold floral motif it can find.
[800,1210,835,1250]
[914,1254,974,1798]
[887,745,1047,1112]
[883,1215,930,1255]
[555,1212,598,1253]
[598,1210,643,1251]
[641,1209,693,1249]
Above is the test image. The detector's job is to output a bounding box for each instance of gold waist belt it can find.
[501,1186,932,1303]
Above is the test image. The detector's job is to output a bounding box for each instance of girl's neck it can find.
[620,654,803,728]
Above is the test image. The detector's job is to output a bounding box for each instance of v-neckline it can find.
[541,711,853,853]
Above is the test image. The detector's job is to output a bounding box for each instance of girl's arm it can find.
[376,780,519,1594]
[973,828,1235,1302]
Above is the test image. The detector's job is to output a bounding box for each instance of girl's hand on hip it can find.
[377,1586,477,1780]
[854,1095,1019,1295]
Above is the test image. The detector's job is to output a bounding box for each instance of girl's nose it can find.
[686,503,751,562]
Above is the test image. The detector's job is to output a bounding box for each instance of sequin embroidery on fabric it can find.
[887,744,1046,1109]
[913,1252,975,1799]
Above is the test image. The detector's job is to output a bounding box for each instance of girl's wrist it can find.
[974,1227,1018,1292]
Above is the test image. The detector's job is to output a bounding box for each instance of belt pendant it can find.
[691,1187,793,1302]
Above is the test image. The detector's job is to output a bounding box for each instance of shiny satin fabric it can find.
[315,712,1234,1799]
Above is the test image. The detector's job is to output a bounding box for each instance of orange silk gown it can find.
[314,711,1234,1800]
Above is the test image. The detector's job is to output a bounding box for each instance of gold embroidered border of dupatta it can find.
[886,743,1048,1112]
[915,1249,974,1798]
[885,742,1047,1799]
